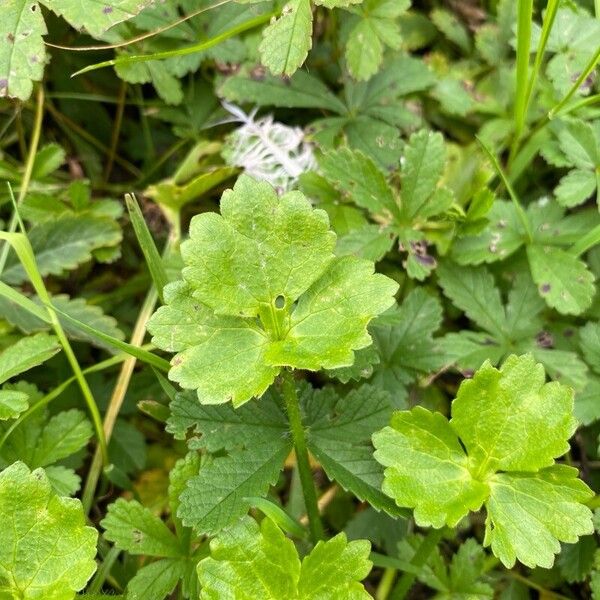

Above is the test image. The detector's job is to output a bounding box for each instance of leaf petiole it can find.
[280,369,325,544]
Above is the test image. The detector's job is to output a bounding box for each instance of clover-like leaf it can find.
[148,175,398,406]
[373,354,593,568]
[197,516,372,599]
[0,461,98,599]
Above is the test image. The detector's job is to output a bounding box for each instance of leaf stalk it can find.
[281,369,325,543]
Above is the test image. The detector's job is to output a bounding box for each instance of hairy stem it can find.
[281,369,324,543]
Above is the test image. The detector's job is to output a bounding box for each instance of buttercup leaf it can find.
[373,355,593,568]
[148,175,397,406]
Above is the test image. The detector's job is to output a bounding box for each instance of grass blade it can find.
[47,303,170,372]
[72,12,275,77]
[125,193,168,303]
[513,0,533,141]
[0,227,109,465]
[523,0,559,120]
[476,136,533,243]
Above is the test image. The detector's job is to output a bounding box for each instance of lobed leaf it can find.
[198,516,372,599]
[0,462,98,598]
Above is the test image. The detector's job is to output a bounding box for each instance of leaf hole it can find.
[275,295,285,309]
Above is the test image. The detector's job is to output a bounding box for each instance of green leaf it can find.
[2,214,121,285]
[148,176,397,406]
[400,129,446,221]
[0,388,28,420]
[0,332,60,385]
[369,288,444,402]
[168,451,201,533]
[266,255,398,370]
[44,0,154,37]
[180,176,336,318]
[373,406,489,528]
[125,193,169,303]
[31,143,66,179]
[28,408,93,468]
[102,498,182,558]
[398,536,493,598]
[557,120,599,170]
[259,0,313,76]
[0,294,124,350]
[451,355,576,475]
[557,536,597,583]
[574,377,600,426]
[178,440,291,535]
[304,385,403,515]
[219,70,346,113]
[108,419,146,475]
[0,0,47,100]
[0,0,152,101]
[555,169,597,208]
[451,201,525,265]
[167,389,287,452]
[317,148,398,217]
[0,462,98,598]
[431,8,471,53]
[527,245,595,315]
[198,516,372,599]
[437,262,506,340]
[345,20,384,82]
[149,281,280,406]
[485,466,593,569]
[44,465,81,497]
[336,224,396,262]
[580,322,600,374]
[345,0,409,81]
[373,355,594,568]
[125,558,187,600]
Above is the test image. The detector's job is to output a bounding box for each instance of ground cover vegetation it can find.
[1,0,600,597]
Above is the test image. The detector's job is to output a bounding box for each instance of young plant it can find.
[147,174,398,542]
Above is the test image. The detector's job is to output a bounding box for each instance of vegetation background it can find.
[1,0,600,598]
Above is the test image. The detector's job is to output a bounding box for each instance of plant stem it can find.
[512,0,533,150]
[569,222,600,257]
[281,369,324,543]
[389,528,445,600]
[376,568,397,600]
[476,136,533,243]
[82,286,159,514]
[507,571,571,600]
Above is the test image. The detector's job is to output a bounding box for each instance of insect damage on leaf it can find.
[147,175,398,406]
